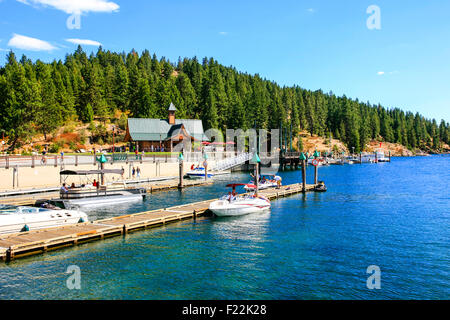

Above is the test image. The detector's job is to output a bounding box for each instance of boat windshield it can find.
[0,205,50,215]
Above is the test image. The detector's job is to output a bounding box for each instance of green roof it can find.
[127,118,208,141]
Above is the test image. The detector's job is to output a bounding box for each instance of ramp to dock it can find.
[0,183,316,262]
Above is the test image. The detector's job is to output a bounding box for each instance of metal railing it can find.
[0,151,252,169]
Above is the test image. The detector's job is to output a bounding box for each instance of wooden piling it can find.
[255,162,259,196]
[301,159,306,193]
[178,160,184,189]
[314,163,318,185]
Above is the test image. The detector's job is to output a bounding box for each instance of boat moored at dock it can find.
[185,167,213,179]
[0,205,88,234]
[48,169,147,209]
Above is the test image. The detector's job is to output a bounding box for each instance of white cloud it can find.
[219,31,228,36]
[65,38,102,46]
[16,0,119,14]
[307,8,315,13]
[0,48,11,52]
[7,33,56,51]
[377,70,399,76]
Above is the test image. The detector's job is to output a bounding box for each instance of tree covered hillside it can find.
[0,46,448,152]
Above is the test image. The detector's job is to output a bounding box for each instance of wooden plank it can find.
[0,182,320,261]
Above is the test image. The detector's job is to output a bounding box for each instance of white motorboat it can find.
[51,169,147,209]
[185,167,214,179]
[243,177,278,191]
[209,184,271,217]
[0,205,88,235]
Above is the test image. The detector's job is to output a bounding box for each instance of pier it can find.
[0,183,317,262]
[0,178,214,207]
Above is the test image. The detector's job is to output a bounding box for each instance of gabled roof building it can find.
[125,103,208,152]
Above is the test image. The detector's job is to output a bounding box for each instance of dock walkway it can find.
[0,178,214,207]
[0,183,315,262]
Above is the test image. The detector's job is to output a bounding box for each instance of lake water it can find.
[0,156,448,299]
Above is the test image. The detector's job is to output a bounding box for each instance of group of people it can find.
[148,145,165,152]
[60,182,87,193]
[226,188,238,202]
[131,166,141,178]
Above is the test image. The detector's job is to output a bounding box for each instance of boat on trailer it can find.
[0,205,88,234]
[209,183,271,217]
[39,169,147,209]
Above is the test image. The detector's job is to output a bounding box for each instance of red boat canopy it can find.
[226,183,257,188]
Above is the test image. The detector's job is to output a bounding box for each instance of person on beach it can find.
[92,179,98,187]
[70,183,76,189]
[132,167,136,178]
[121,167,125,179]
[136,167,141,178]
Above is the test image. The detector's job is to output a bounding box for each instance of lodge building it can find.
[124,103,208,152]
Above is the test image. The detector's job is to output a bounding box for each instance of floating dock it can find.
[0,178,214,207]
[0,183,317,262]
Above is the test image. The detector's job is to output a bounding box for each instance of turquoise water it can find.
[0,156,449,299]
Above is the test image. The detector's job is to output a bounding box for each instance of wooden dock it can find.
[0,178,214,207]
[0,183,316,262]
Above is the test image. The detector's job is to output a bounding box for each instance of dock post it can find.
[302,160,306,193]
[360,152,362,164]
[389,151,391,162]
[12,166,16,189]
[6,248,13,262]
[203,153,209,181]
[375,151,378,163]
[300,152,307,193]
[314,164,318,185]
[313,150,320,185]
[178,153,184,189]
[255,162,259,196]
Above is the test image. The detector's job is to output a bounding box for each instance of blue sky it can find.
[0,0,449,122]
